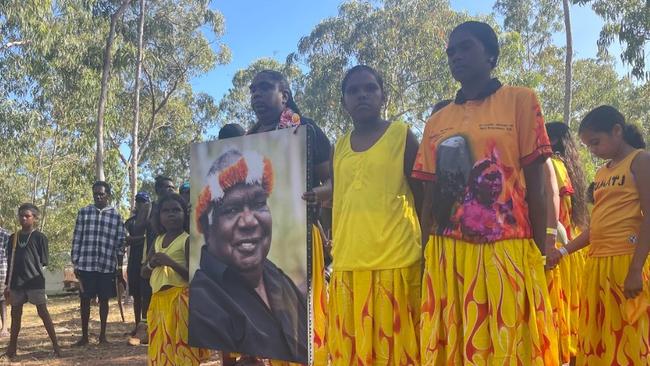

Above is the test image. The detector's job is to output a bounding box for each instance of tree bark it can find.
[41,125,60,232]
[562,0,573,126]
[130,0,145,209]
[95,0,132,181]
[32,144,43,203]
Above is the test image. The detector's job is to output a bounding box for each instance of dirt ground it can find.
[0,294,147,365]
[0,293,230,365]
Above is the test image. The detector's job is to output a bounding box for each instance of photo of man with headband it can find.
[188,148,307,364]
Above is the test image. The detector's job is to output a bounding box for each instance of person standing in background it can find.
[71,181,126,346]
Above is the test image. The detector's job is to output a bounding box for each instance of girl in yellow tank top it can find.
[142,194,210,365]
[327,65,422,366]
[550,106,650,366]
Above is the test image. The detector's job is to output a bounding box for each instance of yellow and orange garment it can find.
[412,85,552,243]
[328,263,421,365]
[577,149,648,365]
[577,255,650,366]
[329,121,422,365]
[148,233,210,365]
[148,286,211,365]
[546,155,585,362]
[310,224,329,365]
[421,236,558,365]
[589,149,644,257]
[413,84,558,365]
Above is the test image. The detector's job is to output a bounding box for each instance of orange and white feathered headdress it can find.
[195,148,274,233]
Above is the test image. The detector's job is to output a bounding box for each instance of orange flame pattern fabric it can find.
[311,225,329,365]
[148,286,211,365]
[327,263,421,366]
[577,255,650,366]
[420,236,558,365]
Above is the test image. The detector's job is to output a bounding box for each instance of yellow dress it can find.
[147,233,210,365]
[577,149,650,365]
[329,121,422,365]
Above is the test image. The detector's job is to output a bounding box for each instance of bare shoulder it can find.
[632,150,650,170]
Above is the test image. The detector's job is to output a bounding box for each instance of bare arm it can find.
[304,146,334,204]
[419,181,435,247]
[565,230,591,254]
[140,238,155,279]
[405,128,423,218]
[524,159,548,254]
[547,229,592,271]
[543,159,560,268]
[624,152,650,299]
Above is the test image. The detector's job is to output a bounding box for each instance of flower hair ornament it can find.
[195,148,274,233]
[277,107,301,130]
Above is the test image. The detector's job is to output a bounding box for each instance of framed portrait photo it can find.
[188,127,311,364]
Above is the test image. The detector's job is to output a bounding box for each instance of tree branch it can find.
[141,76,179,154]
[1,40,31,51]
[108,132,131,168]
[142,63,157,151]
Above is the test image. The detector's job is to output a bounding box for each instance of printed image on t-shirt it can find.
[412,86,553,243]
[438,141,520,243]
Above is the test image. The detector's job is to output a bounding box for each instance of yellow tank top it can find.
[149,232,188,293]
[332,121,421,270]
[589,149,644,257]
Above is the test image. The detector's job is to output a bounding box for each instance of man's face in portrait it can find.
[207,183,272,273]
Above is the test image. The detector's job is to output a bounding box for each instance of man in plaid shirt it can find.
[71,181,126,346]
[0,226,9,337]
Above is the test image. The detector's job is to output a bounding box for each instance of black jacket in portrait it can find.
[188,246,307,363]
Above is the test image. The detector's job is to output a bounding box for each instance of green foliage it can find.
[574,0,650,79]
[2,0,649,269]
[494,0,563,67]
[295,0,465,137]
[0,0,228,269]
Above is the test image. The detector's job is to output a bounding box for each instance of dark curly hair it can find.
[546,122,589,230]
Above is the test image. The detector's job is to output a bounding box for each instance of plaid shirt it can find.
[71,205,126,273]
[0,227,9,281]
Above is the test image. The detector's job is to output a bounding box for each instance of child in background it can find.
[142,194,209,365]
[549,105,650,365]
[4,204,61,358]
